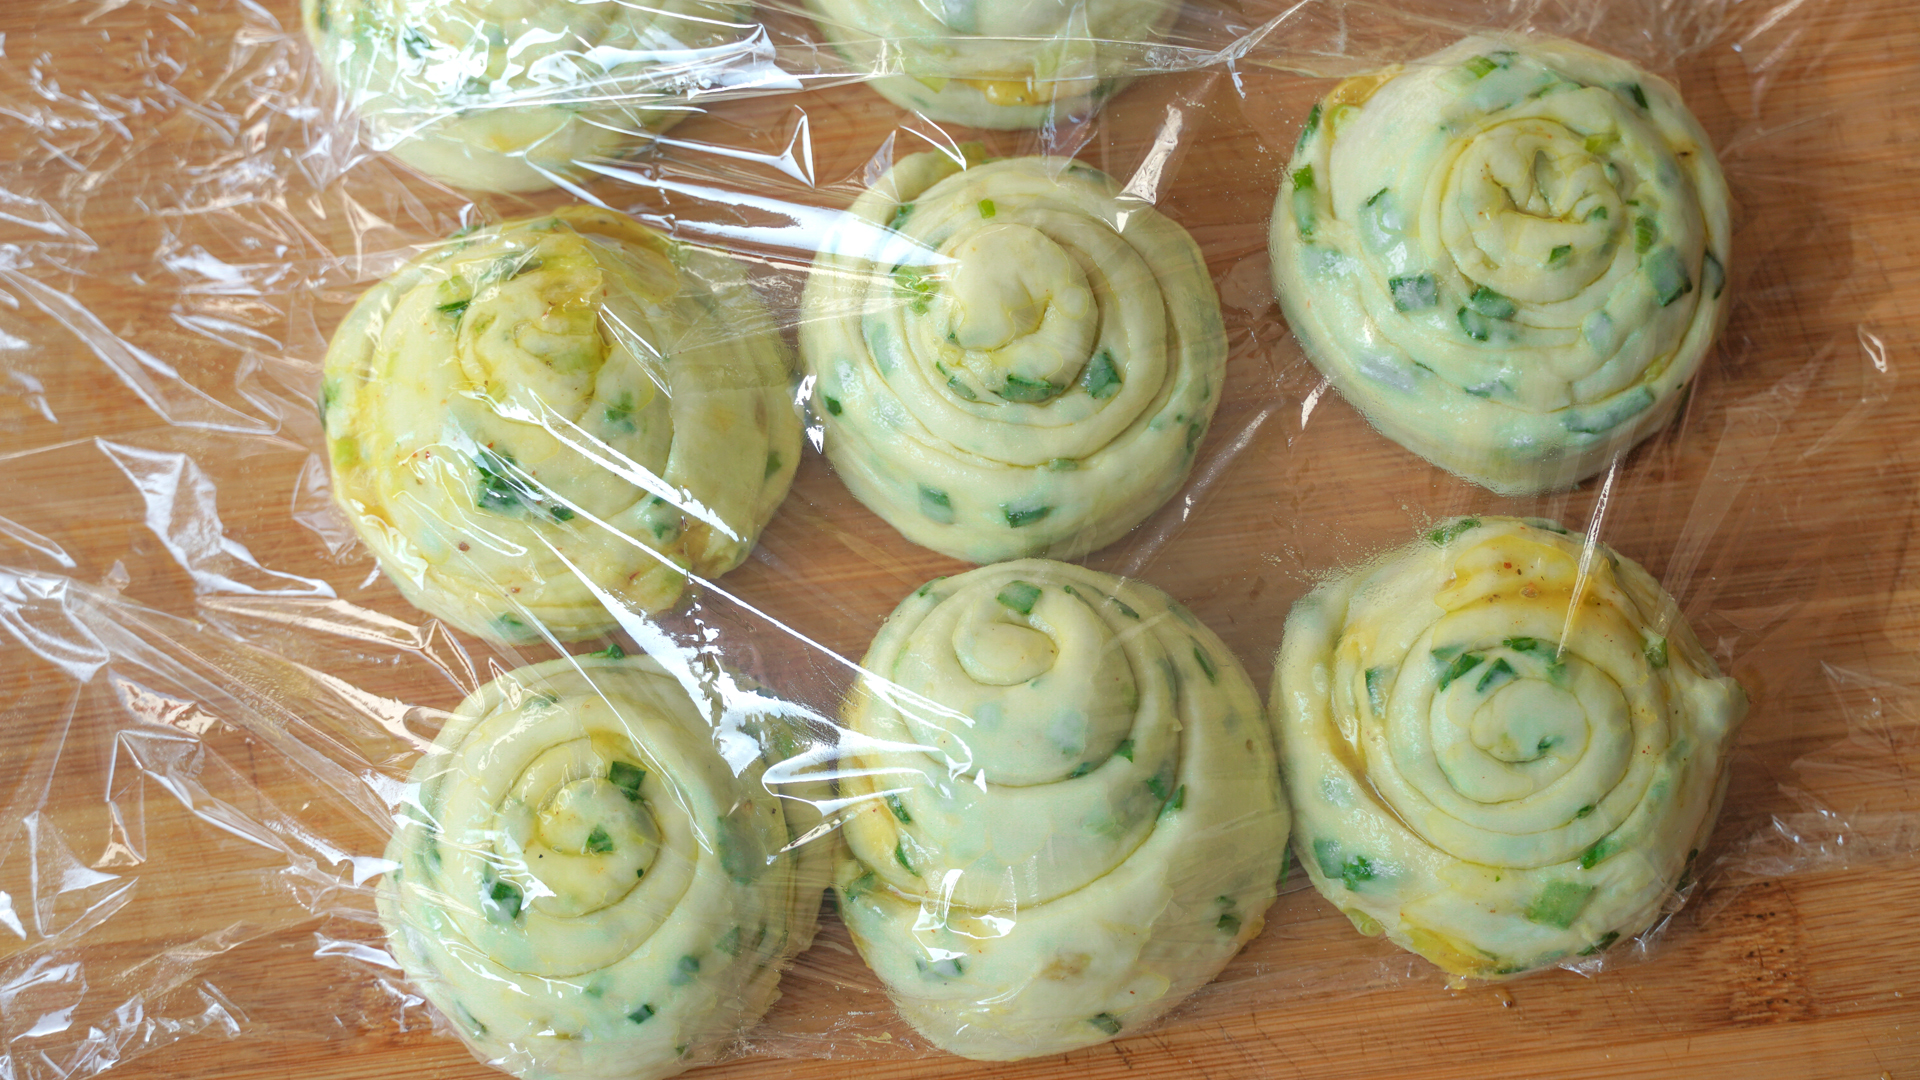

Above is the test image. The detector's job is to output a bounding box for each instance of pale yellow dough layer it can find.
[321,206,799,643]
[801,0,1179,129]
[1270,35,1732,495]
[302,0,749,193]
[1271,516,1746,978]
[378,653,826,1080]
[800,151,1226,564]
[835,560,1288,1060]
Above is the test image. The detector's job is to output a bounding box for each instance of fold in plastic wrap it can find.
[1,0,1918,1077]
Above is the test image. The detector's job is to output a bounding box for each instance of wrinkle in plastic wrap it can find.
[1,0,1918,1076]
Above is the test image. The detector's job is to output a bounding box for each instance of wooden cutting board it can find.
[1,0,1917,1078]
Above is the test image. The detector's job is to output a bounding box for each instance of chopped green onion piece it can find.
[1579,836,1620,870]
[1160,784,1186,816]
[1634,215,1658,254]
[1457,306,1493,342]
[1114,738,1135,762]
[1465,54,1499,79]
[1703,250,1727,299]
[1365,666,1390,714]
[1426,518,1480,546]
[918,485,955,524]
[918,956,964,979]
[1646,247,1693,306]
[821,394,842,416]
[488,879,523,921]
[608,760,645,799]
[1437,651,1484,689]
[587,643,625,659]
[1475,657,1517,694]
[1296,102,1322,152]
[977,198,996,218]
[884,793,912,823]
[1291,165,1315,191]
[1216,911,1243,935]
[1003,504,1052,528]
[1643,635,1670,668]
[1081,349,1122,399]
[473,449,527,512]
[1468,285,1518,319]
[1525,880,1596,929]
[585,826,614,854]
[763,451,782,479]
[996,580,1042,615]
[1549,244,1573,267]
[628,1004,656,1024]
[1389,273,1438,312]
[1088,1013,1122,1036]
[998,374,1057,403]
[1312,838,1378,891]
[1191,644,1218,684]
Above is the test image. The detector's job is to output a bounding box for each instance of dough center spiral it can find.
[937,223,1096,400]
[1440,118,1623,305]
[457,233,619,423]
[1366,532,1662,868]
[902,579,1136,786]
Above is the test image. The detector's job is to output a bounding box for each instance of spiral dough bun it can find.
[301,0,750,193]
[800,0,1181,130]
[1271,516,1746,978]
[834,560,1289,1060]
[378,653,826,1080]
[800,151,1227,564]
[321,206,799,643]
[1270,35,1732,495]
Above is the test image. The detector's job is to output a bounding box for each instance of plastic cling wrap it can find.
[3,0,1920,1078]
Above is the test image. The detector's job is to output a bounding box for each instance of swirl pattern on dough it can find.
[379,653,825,1080]
[1272,516,1745,978]
[302,0,749,193]
[800,152,1226,564]
[1269,35,1731,494]
[322,206,799,643]
[801,0,1179,129]
[834,560,1288,1060]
